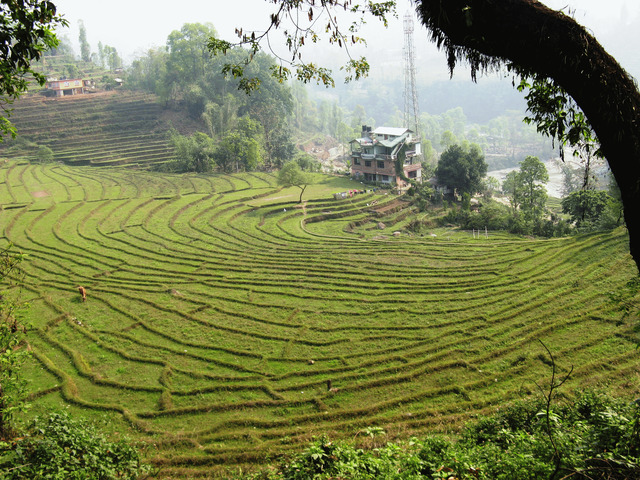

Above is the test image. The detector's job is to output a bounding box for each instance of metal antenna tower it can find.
[403,11,420,136]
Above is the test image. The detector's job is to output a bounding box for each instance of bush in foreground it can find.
[0,412,149,479]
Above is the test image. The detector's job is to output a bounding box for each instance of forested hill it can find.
[0,90,202,168]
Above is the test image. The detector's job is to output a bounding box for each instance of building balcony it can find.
[352,152,395,161]
[352,164,396,176]
[403,163,421,173]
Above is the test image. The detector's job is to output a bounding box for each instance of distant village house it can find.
[46,78,95,97]
[350,126,422,191]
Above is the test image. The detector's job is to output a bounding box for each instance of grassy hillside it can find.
[0,91,185,168]
[0,161,638,477]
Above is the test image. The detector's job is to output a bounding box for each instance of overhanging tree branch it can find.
[208,0,397,92]
[413,0,640,269]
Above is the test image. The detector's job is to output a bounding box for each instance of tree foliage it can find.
[35,145,54,163]
[0,0,67,139]
[435,143,487,197]
[129,23,297,171]
[518,75,601,161]
[278,161,310,203]
[207,1,397,93]
[517,155,548,222]
[562,190,613,230]
[0,412,149,479]
[78,19,90,63]
[160,130,216,173]
[102,44,122,71]
[0,246,27,440]
[215,117,264,173]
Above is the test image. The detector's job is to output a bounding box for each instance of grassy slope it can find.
[0,162,638,477]
[0,90,185,168]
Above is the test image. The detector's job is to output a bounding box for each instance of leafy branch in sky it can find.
[518,75,602,160]
[208,0,396,93]
[518,74,603,190]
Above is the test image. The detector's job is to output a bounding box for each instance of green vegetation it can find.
[0,1,66,139]
[243,389,639,480]
[0,161,637,477]
[1,412,148,479]
[435,143,487,197]
[278,161,310,203]
[562,190,620,231]
[129,23,295,172]
[0,246,28,438]
[503,156,550,228]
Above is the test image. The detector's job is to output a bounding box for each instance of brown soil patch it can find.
[32,190,50,198]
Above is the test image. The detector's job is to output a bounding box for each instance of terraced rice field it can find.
[0,91,175,168]
[1,161,638,477]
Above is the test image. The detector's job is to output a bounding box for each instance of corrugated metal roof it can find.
[373,127,411,136]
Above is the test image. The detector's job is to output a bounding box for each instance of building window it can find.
[382,175,389,182]
[408,170,417,178]
[377,160,385,168]
[354,158,361,165]
[365,160,372,167]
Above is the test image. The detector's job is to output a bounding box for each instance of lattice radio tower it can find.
[403,11,420,136]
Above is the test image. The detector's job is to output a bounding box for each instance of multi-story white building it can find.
[350,126,421,190]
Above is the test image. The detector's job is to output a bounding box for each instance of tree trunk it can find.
[415,0,640,269]
[298,185,307,204]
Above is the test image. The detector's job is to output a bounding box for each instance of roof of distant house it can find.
[373,127,412,136]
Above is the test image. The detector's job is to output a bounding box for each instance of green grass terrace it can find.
[0,161,638,477]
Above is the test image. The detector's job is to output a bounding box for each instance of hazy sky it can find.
[52,0,640,81]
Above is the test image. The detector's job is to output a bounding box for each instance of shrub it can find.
[35,145,54,163]
[0,412,149,480]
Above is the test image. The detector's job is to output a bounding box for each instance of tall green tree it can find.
[435,143,487,198]
[102,45,121,71]
[517,155,549,222]
[97,41,105,68]
[78,20,90,62]
[502,169,522,214]
[238,53,294,168]
[127,48,168,97]
[201,94,238,137]
[268,126,297,169]
[164,23,217,103]
[214,117,264,173]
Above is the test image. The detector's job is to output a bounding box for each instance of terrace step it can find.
[0,91,179,168]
